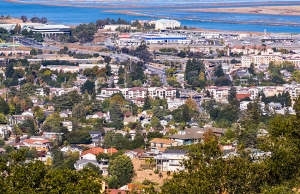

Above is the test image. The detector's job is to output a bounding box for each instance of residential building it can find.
[154,149,188,172]
[22,137,51,151]
[149,138,182,153]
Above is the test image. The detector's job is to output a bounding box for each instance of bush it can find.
[154,169,159,174]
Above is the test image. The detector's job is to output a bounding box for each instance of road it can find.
[145,64,169,87]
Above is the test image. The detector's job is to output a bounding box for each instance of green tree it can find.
[80,80,95,95]
[72,103,87,120]
[109,103,124,130]
[108,155,134,189]
[0,97,9,114]
[5,63,14,78]
[20,117,37,137]
[214,63,224,77]
[143,95,151,111]
[66,131,92,144]
[30,48,37,55]
[50,145,64,168]
[228,86,237,104]
[181,105,191,122]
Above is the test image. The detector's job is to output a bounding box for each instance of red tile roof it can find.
[80,147,104,156]
[80,147,118,156]
[105,148,118,154]
[23,139,50,144]
[236,93,251,100]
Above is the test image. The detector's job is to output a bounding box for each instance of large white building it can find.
[100,87,177,100]
[0,23,70,37]
[155,19,180,30]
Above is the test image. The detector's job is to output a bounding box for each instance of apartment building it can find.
[100,87,176,100]
[206,86,229,102]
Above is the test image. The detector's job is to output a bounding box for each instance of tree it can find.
[181,105,191,122]
[5,63,14,78]
[214,63,224,77]
[109,103,124,130]
[20,15,28,22]
[109,94,125,106]
[51,145,64,168]
[43,87,50,96]
[108,155,134,188]
[104,56,112,64]
[228,86,237,104]
[0,97,9,114]
[160,132,266,194]
[33,106,45,124]
[66,131,92,144]
[30,48,37,55]
[0,138,5,147]
[20,117,37,137]
[83,162,102,176]
[72,103,87,120]
[80,80,95,95]
[143,95,151,110]
[185,98,198,111]
[0,114,7,124]
[150,116,162,130]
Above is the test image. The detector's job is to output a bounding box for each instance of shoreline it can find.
[5,0,300,9]
[188,6,300,16]
[103,10,300,27]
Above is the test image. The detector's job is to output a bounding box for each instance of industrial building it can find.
[155,19,180,30]
[143,34,190,44]
[0,23,70,37]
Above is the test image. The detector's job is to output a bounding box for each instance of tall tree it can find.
[0,97,9,114]
[109,103,123,130]
[181,105,191,122]
[108,155,134,189]
[72,103,87,120]
[5,63,14,78]
[214,63,224,77]
[80,80,95,95]
[228,86,237,104]
[143,95,151,111]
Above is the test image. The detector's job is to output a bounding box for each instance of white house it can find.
[154,149,188,172]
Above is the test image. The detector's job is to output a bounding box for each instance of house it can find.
[125,150,138,158]
[62,120,72,131]
[168,128,205,145]
[42,132,63,140]
[0,125,8,137]
[169,127,227,145]
[86,112,110,121]
[240,101,252,111]
[23,137,51,151]
[89,131,103,146]
[80,147,118,160]
[59,110,72,118]
[124,116,137,125]
[80,147,105,160]
[149,138,182,153]
[74,159,100,170]
[22,110,34,117]
[61,144,84,153]
[154,149,188,172]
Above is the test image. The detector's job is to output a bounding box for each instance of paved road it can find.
[145,64,169,87]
